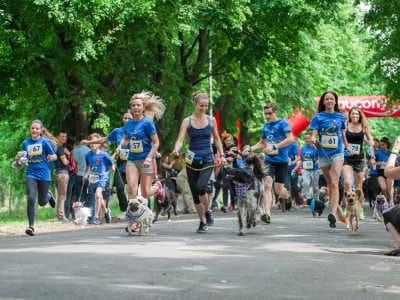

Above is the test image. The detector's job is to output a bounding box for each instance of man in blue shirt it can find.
[249,103,294,223]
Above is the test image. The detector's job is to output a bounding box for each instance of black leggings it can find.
[26,178,50,227]
[186,165,214,204]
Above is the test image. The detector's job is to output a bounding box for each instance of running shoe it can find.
[261,213,271,224]
[196,222,208,233]
[205,210,214,226]
[90,217,102,225]
[104,208,111,223]
[47,191,56,208]
[360,209,365,220]
[125,222,140,232]
[328,213,336,228]
[25,226,35,236]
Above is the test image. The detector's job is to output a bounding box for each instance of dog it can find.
[12,151,28,171]
[72,201,91,225]
[153,179,178,224]
[227,156,263,236]
[345,189,363,233]
[126,197,153,235]
[373,194,389,222]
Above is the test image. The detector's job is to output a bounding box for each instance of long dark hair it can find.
[317,91,339,112]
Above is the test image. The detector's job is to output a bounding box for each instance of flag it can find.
[236,117,241,151]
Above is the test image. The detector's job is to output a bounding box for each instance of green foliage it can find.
[0,0,396,219]
[359,0,400,100]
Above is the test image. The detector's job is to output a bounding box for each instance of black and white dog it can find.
[227,156,264,236]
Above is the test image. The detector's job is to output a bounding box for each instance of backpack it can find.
[68,155,78,176]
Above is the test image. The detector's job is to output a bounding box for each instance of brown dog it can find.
[345,189,363,233]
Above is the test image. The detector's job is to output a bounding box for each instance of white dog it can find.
[126,197,153,235]
[72,202,91,225]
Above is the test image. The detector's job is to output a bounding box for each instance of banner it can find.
[314,96,400,118]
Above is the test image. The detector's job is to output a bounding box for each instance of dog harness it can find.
[126,206,147,221]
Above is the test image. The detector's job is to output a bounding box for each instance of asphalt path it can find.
[1,207,400,300]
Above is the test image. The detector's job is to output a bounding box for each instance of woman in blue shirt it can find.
[310,91,348,228]
[15,120,57,236]
[121,91,165,202]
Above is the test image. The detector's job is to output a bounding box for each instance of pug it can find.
[373,194,389,222]
[126,197,153,235]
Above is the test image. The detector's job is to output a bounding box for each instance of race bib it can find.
[119,149,129,160]
[303,160,314,170]
[27,144,42,157]
[130,140,144,153]
[321,135,338,149]
[267,143,278,155]
[89,173,99,184]
[185,150,195,165]
[348,143,361,155]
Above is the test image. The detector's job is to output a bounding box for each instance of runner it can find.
[249,102,294,223]
[173,91,225,233]
[121,91,165,202]
[310,91,347,228]
[15,120,57,236]
[342,106,374,218]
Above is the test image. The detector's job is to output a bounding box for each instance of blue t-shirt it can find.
[301,145,319,171]
[22,137,56,181]
[124,117,157,161]
[261,119,291,163]
[85,150,113,184]
[72,145,90,176]
[309,111,346,158]
[287,143,298,172]
[108,127,129,172]
[375,149,391,171]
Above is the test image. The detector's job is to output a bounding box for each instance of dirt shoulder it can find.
[0,217,123,237]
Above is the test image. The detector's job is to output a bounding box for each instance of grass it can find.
[0,194,123,225]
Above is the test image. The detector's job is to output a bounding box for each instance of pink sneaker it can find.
[132,222,140,232]
[155,181,165,203]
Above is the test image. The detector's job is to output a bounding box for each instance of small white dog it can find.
[126,197,153,235]
[72,202,91,225]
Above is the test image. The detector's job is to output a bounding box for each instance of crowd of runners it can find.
[13,90,400,256]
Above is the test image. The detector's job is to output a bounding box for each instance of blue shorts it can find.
[318,153,344,168]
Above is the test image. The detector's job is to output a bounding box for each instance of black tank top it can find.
[345,129,364,157]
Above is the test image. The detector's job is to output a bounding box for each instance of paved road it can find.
[1,207,399,300]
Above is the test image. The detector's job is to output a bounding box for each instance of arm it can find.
[250,139,266,152]
[342,128,350,153]
[364,127,376,159]
[384,136,400,179]
[265,131,294,155]
[144,133,160,167]
[311,129,318,145]
[211,117,226,163]
[173,118,189,156]
[81,136,108,145]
